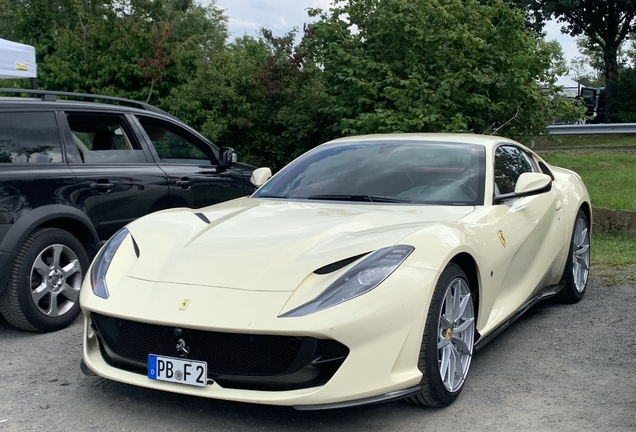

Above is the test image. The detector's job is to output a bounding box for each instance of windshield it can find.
[253,140,486,205]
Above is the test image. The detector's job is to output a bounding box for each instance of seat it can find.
[92,128,116,151]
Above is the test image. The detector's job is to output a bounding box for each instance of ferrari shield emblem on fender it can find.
[179,299,191,311]
[498,231,506,248]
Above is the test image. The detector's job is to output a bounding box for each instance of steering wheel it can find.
[427,178,477,201]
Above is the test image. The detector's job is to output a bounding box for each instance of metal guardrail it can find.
[532,123,636,148]
[547,123,636,135]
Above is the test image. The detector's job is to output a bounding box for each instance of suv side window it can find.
[0,112,62,164]
[494,145,536,195]
[136,116,215,166]
[66,113,147,164]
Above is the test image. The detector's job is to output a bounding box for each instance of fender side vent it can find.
[313,253,369,275]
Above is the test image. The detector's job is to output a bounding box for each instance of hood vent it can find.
[314,252,369,275]
[131,235,140,258]
[195,212,210,224]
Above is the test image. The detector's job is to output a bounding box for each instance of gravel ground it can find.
[0,271,635,432]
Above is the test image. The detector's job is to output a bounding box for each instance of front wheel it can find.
[556,209,590,304]
[0,228,89,332]
[406,263,475,407]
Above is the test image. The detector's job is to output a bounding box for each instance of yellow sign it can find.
[178,299,190,311]
[498,231,506,248]
[15,62,29,72]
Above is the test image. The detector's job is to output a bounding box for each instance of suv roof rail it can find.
[0,88,173,117]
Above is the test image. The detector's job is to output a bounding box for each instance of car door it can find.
[492,145,567,318]
[62,111,172,241]
[0,110,79,224]
[133,115,254,209]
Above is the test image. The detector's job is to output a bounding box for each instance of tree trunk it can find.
[604,45,620,83]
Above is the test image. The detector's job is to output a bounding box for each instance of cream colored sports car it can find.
[80,133,591,409]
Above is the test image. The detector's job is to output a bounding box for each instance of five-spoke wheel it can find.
[0,228,88,332]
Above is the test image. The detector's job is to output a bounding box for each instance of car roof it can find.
[326,133,520,149]
[0,89,176,120]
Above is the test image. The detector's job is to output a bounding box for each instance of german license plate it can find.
[148,355,207,387]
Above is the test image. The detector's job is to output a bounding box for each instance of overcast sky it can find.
[208,0,581,68]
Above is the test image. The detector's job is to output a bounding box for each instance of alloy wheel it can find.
[29,244,82,317]
[437,277,475,393]
[572,216,590,293]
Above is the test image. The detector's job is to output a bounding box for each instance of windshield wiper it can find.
[307,194,409,203]
[256,194,288,199]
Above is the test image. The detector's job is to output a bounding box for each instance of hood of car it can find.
[125,197,475,291]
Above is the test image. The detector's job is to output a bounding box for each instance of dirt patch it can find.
[0,270,634,431]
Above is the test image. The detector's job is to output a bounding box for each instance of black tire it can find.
[0,228,89,332]
[556,209,590,304]
[406,263,475,407]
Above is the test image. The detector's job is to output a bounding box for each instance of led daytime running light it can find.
[281,245,414,317]
[90,227,130,299]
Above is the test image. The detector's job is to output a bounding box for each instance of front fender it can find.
[0,205,100,295]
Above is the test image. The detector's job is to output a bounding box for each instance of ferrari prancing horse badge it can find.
[498,231,506,248]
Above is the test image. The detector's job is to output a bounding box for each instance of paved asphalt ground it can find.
[0,271,634,432]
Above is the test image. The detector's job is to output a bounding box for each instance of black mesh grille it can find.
[316,339,349,359]
[91,313,348,381]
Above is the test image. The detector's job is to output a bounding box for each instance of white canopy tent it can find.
[0,38,37,79]
[555,75,581,99]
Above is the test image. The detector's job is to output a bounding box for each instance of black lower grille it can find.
[91,313,349,391]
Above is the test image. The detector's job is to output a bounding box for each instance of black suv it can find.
[0,89,257,332]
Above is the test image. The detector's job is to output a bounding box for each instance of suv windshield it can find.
[254,140,486,205]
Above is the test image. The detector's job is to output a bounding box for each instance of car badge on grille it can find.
[179,299,190,311]
[176,338,190,357]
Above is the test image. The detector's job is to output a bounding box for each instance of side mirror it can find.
[514,172,552,194]
[218,147,237,167]
[495,172,552,204]
[250,167,272,187]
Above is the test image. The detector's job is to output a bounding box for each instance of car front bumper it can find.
[80,265,438,408]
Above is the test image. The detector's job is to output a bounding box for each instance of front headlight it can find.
[280,245,414,317]
[90,227,130,299]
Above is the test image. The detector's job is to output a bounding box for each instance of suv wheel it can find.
[0,228,89,332]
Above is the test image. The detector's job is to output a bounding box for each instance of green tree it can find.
[0,0,227,104]
[606,67,636,122]
[306,0,582,140]
[523,0,636,83]
[167,29,329,170]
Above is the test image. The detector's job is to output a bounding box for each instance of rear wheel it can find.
[406,263,475,407]
[556,209,590,304]
[0,228,88,332]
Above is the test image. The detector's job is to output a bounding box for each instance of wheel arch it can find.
[449,252,480,330]
[579,201,592,231]
[0,205,100,295]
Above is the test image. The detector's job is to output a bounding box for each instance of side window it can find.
[136,116,214,166]
[494,145,535,195]
[66,113,146,164]
[0,112,62,164]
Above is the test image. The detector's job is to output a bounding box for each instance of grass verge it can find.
[538,149,636,211]
[591,231,636,286]
[533,134,636,149]
[592,231,636,268]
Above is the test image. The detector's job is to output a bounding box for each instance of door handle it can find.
[556,200,563,211]
[176,178,193,188]
[90,182,114,191]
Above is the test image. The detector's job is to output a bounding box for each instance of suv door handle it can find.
[176,178,193,188]
[90,182,114,191]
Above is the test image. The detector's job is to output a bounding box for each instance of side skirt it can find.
[474,284,562,351]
